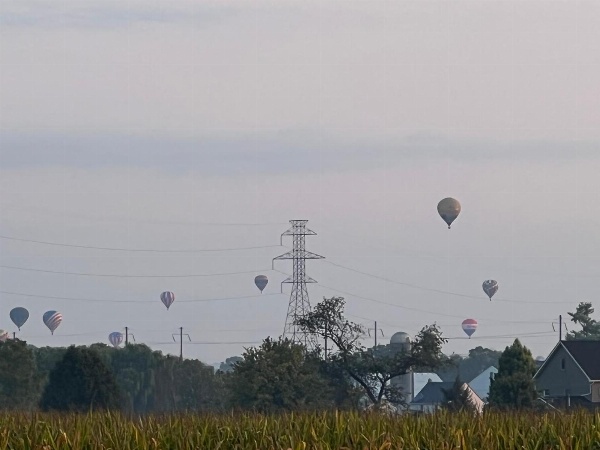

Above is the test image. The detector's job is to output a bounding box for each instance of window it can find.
[561,358,565,370]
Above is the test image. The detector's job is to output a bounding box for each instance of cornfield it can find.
[0,410,599,449]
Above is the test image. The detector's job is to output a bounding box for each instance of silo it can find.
[389,332,413,404]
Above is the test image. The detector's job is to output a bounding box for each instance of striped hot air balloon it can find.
[108,332,124,348]
[161,291,175,310]
[43,311,62,335]
[462,319,478,338]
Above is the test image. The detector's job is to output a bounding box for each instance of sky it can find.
[1,0,599,365]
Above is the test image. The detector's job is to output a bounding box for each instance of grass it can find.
[0,410,599,449]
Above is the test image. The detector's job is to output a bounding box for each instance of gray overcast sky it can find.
[1,0,599,364]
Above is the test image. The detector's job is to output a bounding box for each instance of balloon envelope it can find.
[0,330,8,342]
[108,332,124,348]
[43,310,62,335]
[254,275,268,293]
[437,198,461,229]
[482,280,499,300]
[10,307,29,330]
[161,291,175,310]
[462,319,478,338]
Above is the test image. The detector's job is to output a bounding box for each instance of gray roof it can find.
[411,381,454,404]
[561,341,600,380]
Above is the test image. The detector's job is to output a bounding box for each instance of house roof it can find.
[561,341,600,380]
[468,366,498,400]
[413,373,443,398]
[411,381,455,404]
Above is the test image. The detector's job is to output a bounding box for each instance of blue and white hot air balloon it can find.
[161,291,175,310]
[43,310,62,335]
[108,332,124,348]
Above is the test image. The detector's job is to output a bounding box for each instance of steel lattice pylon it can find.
[273,220,324,348]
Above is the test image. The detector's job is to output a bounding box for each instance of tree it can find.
[567,302,600,340]
[296,296,449,407]
[219,356,243,373]
[109,344,159,414]
[0,339,38,410]
[226,337,346,412]
[487,339,537,409]
[39,346,121,411]
[441,377,476,413]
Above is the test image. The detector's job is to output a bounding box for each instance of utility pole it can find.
[172,327,191,361]
[368,321,384,349]
[552,315,567,341]
[124,327,135,345]
[273,220,324,349]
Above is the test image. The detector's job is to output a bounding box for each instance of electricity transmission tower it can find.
[273,220,324,348]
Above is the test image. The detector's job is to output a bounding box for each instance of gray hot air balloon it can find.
[10,307,29,331]
[43,310,62,335]
[108,332,124,348]
[437,197,461,229]
[254,275,268,293]
[482,280,498,301]
[161,291,175,310]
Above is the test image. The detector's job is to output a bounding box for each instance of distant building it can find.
[468,366,497,402]
[534,340,600,409]
[413,373,443,398]
[409,381,484,414]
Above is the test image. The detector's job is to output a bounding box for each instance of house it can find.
[413,373,442,398]
[534,340,600,409]
[468,366,497,402]
[409,381,484,414]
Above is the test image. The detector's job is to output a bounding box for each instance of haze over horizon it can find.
[1,0,599,364]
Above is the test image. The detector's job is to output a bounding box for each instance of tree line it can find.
[3,296,592,413]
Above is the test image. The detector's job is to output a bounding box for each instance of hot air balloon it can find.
[0,330,8,342]
[462,319,478,338]
[437,197,461,229]
[43,310,62,335]
[254,275,268,293]
[10,307,29,331]
[482,280,498,301]
[161,291,175,310]
[108,332,124,348]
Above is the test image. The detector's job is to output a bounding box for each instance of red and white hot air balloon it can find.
[462,319,478,339]
[160,291,175,310]
[43,311,63,335]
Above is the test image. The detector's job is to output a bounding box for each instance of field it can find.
[1,411,600,450]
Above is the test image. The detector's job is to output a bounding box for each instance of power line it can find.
[0,264,273,279]
[323,259,577,305]
[0,234,282,253]
[311,279,551,325]
[0,289,283,304]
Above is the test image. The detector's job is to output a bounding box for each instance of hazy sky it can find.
[1,1,599,364]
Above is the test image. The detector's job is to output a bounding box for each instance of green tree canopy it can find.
[297,296,449,407]
[0,339,38,410]
[567,302,600,340]
[40,346,121,412]
[226,337,348,413]
[487,339,537,410]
